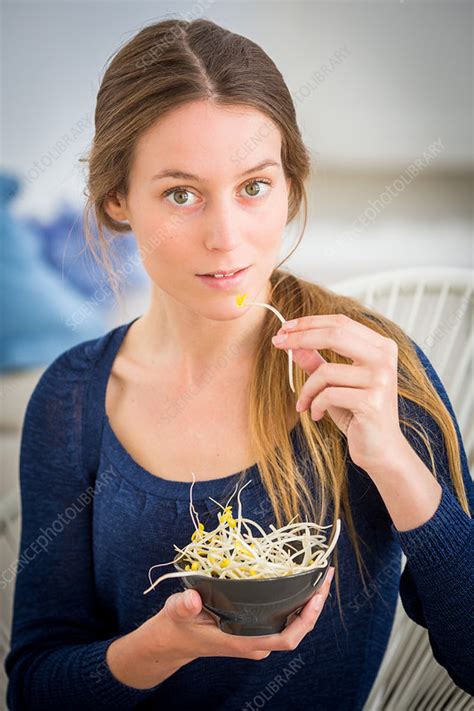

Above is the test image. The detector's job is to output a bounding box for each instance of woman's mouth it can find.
[196,266,251,289]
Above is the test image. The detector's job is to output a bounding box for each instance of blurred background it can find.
[1,1,472,372]
[0,1,473,707]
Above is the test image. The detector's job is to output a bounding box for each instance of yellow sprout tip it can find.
[236,293,248,307]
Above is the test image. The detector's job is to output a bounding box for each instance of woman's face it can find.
[106,100,292,320]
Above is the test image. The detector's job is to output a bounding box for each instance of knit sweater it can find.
[4,317,474,710]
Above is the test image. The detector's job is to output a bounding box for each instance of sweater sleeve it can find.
[4,347,162,710]
[392,341,474,695]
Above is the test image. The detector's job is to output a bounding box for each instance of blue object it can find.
[4,322,474,708]
[0,172,108,371]
[25,202,146,299]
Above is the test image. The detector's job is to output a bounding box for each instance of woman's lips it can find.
[196,266,251,290]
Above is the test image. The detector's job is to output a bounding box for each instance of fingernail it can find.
[296,400,303,412]
[185,590,195,609]
[284,319,298,329]
[327,568,335,584]
[272,333,288,344]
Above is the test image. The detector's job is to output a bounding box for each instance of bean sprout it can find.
[235,292,295,393]
[143,473,341,594]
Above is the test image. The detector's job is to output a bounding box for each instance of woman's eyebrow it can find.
[150,159,281,183]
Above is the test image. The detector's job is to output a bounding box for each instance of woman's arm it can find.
[366,435,444,532]
[3,348,170,710]
[369,342,474,695]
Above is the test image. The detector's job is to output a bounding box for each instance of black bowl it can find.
[173,539,331,636]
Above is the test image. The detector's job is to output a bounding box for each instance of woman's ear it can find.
[104,191,129,222]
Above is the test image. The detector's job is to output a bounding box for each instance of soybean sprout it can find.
[235,292,296,393]
[143,473,341,594]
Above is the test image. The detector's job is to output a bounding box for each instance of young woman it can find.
[5,17,473,711]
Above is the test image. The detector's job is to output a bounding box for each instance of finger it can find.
[191,620,274,659]
[299,569,334,624]
[309,386,368,420]
[272,327,383,366]
[288,345,327,377]
[281,314,386,350]
[165,590,202,620]
[297,363,371,412]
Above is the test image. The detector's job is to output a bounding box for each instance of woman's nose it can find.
[203,202,243,251]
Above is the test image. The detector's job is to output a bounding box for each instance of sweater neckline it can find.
[100,317,300,501]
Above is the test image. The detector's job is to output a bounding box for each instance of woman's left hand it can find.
[271,314,406,475]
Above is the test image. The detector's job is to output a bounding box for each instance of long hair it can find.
[79,17,471,625]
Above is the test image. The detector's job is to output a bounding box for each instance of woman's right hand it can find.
[146,566,335,665]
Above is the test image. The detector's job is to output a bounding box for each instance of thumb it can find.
[164,589,203,621]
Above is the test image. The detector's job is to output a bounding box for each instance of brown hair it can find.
[80,17,471,625]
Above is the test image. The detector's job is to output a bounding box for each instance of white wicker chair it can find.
[0,489,22,705]
[328,267,474,710]
[1,267,472,708]
[1,366,45,706]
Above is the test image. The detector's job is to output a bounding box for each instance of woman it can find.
[5,17,473,710]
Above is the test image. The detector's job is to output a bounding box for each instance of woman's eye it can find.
[163,187,198,207]
[241,179,272,199]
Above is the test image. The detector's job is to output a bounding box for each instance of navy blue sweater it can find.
[4,317,474,710]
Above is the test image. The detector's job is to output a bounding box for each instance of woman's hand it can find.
[271,314,406,475]
[141,567,335,672]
